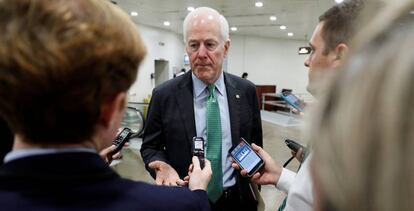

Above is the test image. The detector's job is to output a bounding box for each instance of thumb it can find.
[251,143,262,153]
[148,161,160,170]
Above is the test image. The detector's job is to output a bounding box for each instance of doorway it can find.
[154,60,169,87]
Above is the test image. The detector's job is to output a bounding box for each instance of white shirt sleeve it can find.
[283,153,314,211]
[276,168,297,193]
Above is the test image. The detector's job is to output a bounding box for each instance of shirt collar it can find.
[192,71,225,97]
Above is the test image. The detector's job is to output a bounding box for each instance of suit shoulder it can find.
[225,72,256,90]
[152,72,190,96]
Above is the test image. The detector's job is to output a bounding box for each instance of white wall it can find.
[128,24,185,102]
[227,35,310,97]
[128,24,312,102]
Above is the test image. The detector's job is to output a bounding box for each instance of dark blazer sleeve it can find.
[249,82,263,148]
[140,87,169,176]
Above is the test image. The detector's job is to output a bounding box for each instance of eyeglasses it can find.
[298,46,312,55]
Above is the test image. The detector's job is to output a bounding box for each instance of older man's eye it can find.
[206,42,217,50]
[189,43,199,51]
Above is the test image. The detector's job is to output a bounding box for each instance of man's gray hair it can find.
[183,7,229,43]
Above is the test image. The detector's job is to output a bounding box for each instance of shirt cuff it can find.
[275,168,296,193]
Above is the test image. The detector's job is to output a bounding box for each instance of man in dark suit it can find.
[0,0,211,210]
[141,7,263,211]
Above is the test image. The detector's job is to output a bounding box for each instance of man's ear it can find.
[100,92,127,128]
[223,40,230,58]
[332,43,349,68]
[334,43,349,61]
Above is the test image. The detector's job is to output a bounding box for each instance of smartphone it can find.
[280,91,305,112]
[111,127,132,154]
[230,138,264,177]
[192,137,205,169]
[284,139,304,153]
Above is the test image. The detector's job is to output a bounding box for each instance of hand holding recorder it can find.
[100,128,132,164]
[285,139,306,163]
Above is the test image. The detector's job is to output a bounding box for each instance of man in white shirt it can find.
[233,0,364,210]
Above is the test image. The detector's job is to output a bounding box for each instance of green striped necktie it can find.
[206,84,223,202]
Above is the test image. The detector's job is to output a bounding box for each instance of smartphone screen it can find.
[230,138,264,176]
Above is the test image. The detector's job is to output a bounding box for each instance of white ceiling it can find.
[113,0,337,41]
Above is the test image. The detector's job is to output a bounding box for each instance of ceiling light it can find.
[130,11,138,16]
[270,16,277,21]
[335,0,344,3]
[187,7,195,12]
[163,21,170,26]
[280,25,287,30]
[288,32,294,37]
[255,2,263,7]
[410,11,414,15]
[231,26,238,31]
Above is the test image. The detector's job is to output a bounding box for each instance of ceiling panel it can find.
[113,0,336,40]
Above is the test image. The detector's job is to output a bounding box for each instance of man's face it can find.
[186,16,229,84]
[304,22,338,95]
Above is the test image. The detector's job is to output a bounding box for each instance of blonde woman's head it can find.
[310,2,414,211]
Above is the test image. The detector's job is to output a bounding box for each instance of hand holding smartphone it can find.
[230,138,264,177]
[280,91,305,112]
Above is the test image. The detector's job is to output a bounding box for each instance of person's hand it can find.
[188,156,212,191]
[231,143,282,186]
[148,160,184,186]
[291,147,305,163]
[99,143,129,164]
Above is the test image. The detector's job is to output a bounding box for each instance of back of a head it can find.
[0,0,146,144]
[318,0,364,54]
[310,2,414,211]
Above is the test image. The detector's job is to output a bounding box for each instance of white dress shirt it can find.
[192,71,236,188]
[276,153,314,211]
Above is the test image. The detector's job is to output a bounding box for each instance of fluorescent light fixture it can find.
[288,32,294,37]
[270,16,277,21]
[163,21,171,26]
[130,11,138,16]
[187,7,195,12]
[280,25,287,30]
[231,26,238,31]
[255,2,263,7]
[335,0,344,3]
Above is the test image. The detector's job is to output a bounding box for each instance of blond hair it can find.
[0,0,146,144]
[310,1,414,211]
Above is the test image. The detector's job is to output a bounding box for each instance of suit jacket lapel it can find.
[175,72,196,143]
[224,73,241,146]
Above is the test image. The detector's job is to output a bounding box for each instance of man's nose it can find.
[304,56,310,67]
[197,44,208,58]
